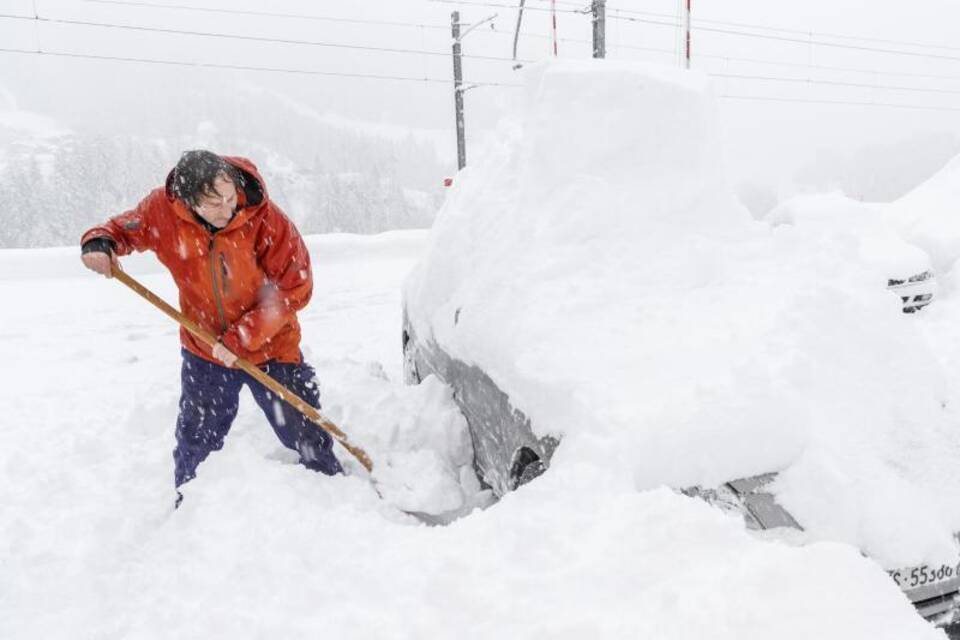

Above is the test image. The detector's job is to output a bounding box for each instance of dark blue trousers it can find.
[174,349,342,488]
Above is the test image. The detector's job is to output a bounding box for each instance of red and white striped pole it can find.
[551,0,558,56]
[684,0,691,69]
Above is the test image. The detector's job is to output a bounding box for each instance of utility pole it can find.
[551,0,558,57]
[451,11,466,171]
[591,0,606,59]
[684,0,691,69]
[450,12,496,171]
[512,0,526,66]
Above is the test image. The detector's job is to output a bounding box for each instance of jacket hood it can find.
[164,155,268,230]
[164,155,267,208]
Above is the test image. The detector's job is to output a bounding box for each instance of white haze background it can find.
[2,0,960,245]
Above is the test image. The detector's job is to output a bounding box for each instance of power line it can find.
[600,20,960,83]
[601,21,960,83]
[489,23,670,56]
[4,45,958,113]
[82,0,452,31]
[10,3,960,109]
[11,15,960,93]
[710,72,960,96]
[606,13,960,64]
[607,3,960,54]
[73,0,960,81]
[81,0,596,51]
[512,17,960,77]
[528,0,586,7]
[605,42,960,83]
[81,0,590,49]
[434,1,960,63]
[0,13,530,64]
[720,94,960,112]
[0,46,521,86]
[77,0,617,62]
[695,51,960,84]
[490,25,577,43]
[611,42,674,57]
[430,0,585,15]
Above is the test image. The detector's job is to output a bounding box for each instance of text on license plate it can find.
[888,563,960,590]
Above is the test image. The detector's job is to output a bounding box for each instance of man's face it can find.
[193,174,238,229]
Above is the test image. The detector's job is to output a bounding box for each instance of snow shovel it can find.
[112,268,374,473]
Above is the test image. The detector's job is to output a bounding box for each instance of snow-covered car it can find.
[888,269,935,313]
[402,314,556,495]
[683,475,960,623]
[862,224,937,312]
[402,316,960,624]
[402,61,960,630]
[767,193,939,314]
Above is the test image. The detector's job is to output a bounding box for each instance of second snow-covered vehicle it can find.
[767,193,939,314]
[402,61,960,629]
[401,316,960,624]
[683,476,960,623]
[888,269,936,313]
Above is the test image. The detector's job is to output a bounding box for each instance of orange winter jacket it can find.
[81,157,312,366]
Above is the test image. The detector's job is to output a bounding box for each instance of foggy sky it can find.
[3,0,960,193]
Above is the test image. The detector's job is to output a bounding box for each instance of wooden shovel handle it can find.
[112,268,374,472]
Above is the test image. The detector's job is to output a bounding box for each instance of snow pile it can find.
[768,192,934,279]
[0,229,948,638]
[763,194,960,565]
[405,60,960,569]
[318,358,487,517]
[885,154,960,273]
[301,234,489,517]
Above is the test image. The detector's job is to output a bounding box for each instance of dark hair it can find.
[171,150,243,207]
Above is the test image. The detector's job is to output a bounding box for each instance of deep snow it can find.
[0,230,945,639]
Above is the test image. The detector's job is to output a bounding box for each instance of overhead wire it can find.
[0,46,521,86]
[605,13,960,64]
[69,1,960,80]
[710,72,960,96]
[4,2,960,112]
[80,0,584,47]
[719,94,960,112]
[0,13,531,64]
[439,0,960,56]
[605,2,960,53]
[429,0,585,15]
[5,43,955,112]
[695,52,960,84]
[82,0,452,31]
[81,0,590,50]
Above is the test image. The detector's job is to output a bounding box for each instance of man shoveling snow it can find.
[79,150,343,505]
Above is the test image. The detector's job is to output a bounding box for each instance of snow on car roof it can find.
[405,60,960,569]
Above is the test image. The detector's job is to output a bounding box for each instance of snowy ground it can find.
[0,230,947,639]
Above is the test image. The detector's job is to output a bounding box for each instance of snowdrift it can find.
[1,227,943,639]
[886,154,960,273]
[768,192,933,280]
[405,60,960,570]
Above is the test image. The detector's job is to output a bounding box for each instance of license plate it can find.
[888,563,960,590]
